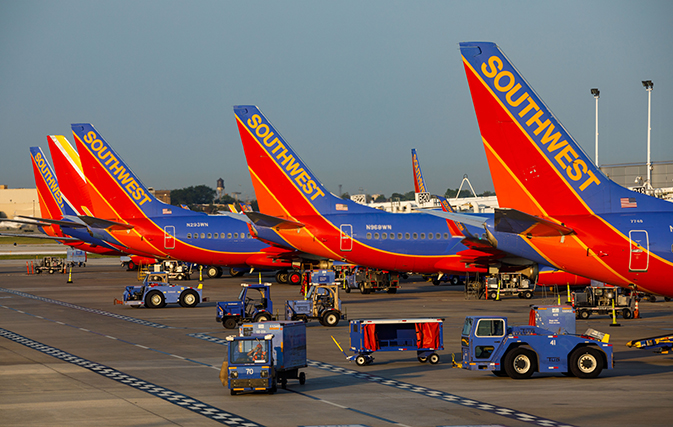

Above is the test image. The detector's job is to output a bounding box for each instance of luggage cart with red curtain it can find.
[347,318,444,366]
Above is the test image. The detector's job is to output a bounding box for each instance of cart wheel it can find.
[355,355,367,366]
[503,348,536,379]
[523,291,533,299]
[489,291,498,300]
[230,389,237,396]
[223,317,237,329]
[176,274,184,280]
[428,353,440,364]
[49,269,54,274]
[622,308,632,319]
[451,276,460,286]
[254,312,271,323]
[145,290,166,308]
[359,282,367,294]
[418,356,428,363]
[229,267,245,277]
[207,266,219,278]
[344,286,351,293]
[579,310,590,319]
[288,271,301,285]
[299,372,306,385]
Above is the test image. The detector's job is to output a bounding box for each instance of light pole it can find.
[642,80,654,189]
[591,88,600,166]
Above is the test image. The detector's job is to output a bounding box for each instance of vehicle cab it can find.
[225,334,276,395]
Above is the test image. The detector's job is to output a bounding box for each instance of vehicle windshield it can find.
[230,339,270,364]
[238,288,246,301]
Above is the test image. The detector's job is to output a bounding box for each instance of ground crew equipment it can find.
[225,321,307,395]
[119,272,203,308]
[343,318,444,366]
[572,285,636,319]
[626,334,673,354]
[286,281,345,327]
[339,266,400,294]
[216,283,275,329]
[459,315,613,379]
[33,256,64,274]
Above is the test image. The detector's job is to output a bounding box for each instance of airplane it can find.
[459,41,672,297]
[69,123,295,278]
[233,105,540,277]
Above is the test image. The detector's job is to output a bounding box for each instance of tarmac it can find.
[1,255,672,427]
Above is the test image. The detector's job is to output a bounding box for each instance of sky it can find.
[1,0,672,202]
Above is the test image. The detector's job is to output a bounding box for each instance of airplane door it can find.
[629,230,649,272]
[340,224,353,251]
[164,225,175,250]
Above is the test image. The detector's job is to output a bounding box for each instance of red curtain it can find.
[363,324,379,350]
[415,322,440,349]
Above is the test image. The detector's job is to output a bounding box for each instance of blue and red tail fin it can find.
[411,148,427,194]
[234,106,370,220]
[460,42,668,217]
[71,123,176,220]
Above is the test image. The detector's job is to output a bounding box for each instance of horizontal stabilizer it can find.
[494,208,574,237]
[77,215,134,231]
[244,212,305,230]
[18,215,88,228]
[217,211,252,223]
[0,232,80,241]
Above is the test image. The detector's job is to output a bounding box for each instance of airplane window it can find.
[420,233,425,239]
[436,233,441,239]
[428,233,433,240]
[221,233,226,238]
[367,233,372,239]
[382,233,387,239]
[405,233,410,239]
[207,233,212,239]
[247,233,251,238]
[200,233,205,239]
[398,233,403,239]
[227,233,232,239]
[213,233,218,239]
[413,233,418,239]
[187,233,192,239]
[234,233,239,239]
[194,233,198,239]
[389,233,394,240]
[374,233,379,239]
[443,233,449,239]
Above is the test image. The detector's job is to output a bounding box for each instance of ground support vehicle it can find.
[149,260,192,280]
[233,321,307,392]
[339,266,400,294]
[572,285,636,319]
[345,318,444,366]
[216,283,275,329]
[66,247,87,267]
[286,281,346,327]
[119,272,203,308]
[627,334,673,354]
[459,315,613,379]
[485,273,535,300]
[34,256,64,274]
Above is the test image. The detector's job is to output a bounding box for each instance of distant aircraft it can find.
[70,123,294,278]
[233,105,539,276]
[460,41,672,297]
[1,146,130,258]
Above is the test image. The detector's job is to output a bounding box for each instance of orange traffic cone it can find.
[634,299,641,319]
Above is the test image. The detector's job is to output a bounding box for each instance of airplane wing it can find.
[0,232,81,241]
[217,211,253,223]
[494,208,574,237]
[244,212,305,230]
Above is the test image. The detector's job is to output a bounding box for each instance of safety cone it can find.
[67,265,73,283]
[634,299,641,319]
[26,261,30,275]
[609,299,621,327]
